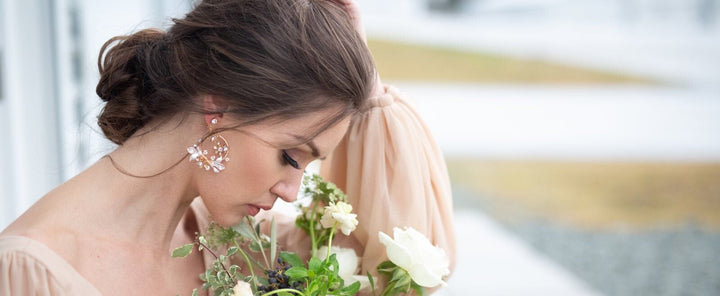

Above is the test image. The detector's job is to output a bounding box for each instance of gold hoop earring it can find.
[187,118,230,173]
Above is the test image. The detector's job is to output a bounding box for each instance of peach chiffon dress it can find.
[0,86,456,294]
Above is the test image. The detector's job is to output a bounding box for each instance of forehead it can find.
[242,109,350,148]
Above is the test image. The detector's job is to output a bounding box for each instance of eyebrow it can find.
[290,134,324,159]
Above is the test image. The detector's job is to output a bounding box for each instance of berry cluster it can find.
[257,258,303,293]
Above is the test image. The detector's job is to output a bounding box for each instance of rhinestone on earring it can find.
[187,118,229,173]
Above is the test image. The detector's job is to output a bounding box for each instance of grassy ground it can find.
[368,39,710,230]
[446,159,720,230]
[368,39,656,84]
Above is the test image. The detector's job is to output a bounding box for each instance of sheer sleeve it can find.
[0,251,61,295]
[0,236,102,295]
[320,85,457,278]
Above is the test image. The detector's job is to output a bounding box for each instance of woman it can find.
[0,0,455,295]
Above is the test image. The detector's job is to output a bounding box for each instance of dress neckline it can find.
[0,235,103,294]
[0,197,212,295]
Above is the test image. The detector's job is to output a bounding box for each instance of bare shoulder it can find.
[0,195,83,265]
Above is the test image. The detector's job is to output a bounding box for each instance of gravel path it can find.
[453,187,720,296]
[509,219,720,296]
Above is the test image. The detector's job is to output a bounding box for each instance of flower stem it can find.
[325,223,337,261]
[234,239,258,291]
[197,240,232,281]
[260,288,306,296]
[246,216,270,268]
[309,205,318,256]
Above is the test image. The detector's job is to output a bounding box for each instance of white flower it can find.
[316,246,371,291]
[232,281,252,296]
[320,201,358,236]
[316,246,359,281]
[378,227,450,288]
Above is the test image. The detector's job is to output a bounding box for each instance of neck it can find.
[64,116,204,255]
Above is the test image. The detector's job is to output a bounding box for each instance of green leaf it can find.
[396,274,412,290]
[391,268,411,287]
[232,220,256,239]
[249,240,270,252]
[412,282,425,295]
[171,243,194,258]
[308,257,322,273]
[381,281,397,296]
[270,217,277,268]
[328,254,340,275]
[279,251,304,268]
[226,246,238,257]
[191,289,198,296]
[376,260,397,275]
[285,266,309,279]
[342,281,361,294]
[367,271,376,295]
[198,236,208,246]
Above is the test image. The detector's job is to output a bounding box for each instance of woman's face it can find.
[194,109,350,226]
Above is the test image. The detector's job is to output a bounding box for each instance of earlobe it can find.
[204,113,223,127]
[202,95,225,127]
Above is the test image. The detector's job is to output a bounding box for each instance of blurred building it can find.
[1,0,719,229]
[0,0,192,229]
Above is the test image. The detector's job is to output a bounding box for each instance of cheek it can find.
[210,140,280,201]
[196,141,283,225]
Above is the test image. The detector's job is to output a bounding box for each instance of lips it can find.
[247,204,273,216]
[247,205,260,216]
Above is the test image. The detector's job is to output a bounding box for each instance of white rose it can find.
[378,227,450,288]
[316,246,371,291]
[232,281,252,296]
[320,201,358,236]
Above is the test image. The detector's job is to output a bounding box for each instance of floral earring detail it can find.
[187,118,230,173]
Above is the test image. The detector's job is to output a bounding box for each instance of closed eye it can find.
[282,150,300,170]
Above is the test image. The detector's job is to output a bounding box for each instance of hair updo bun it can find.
[96,29,177,145]
[95,0,376,145]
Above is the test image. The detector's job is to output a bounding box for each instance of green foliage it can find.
[198,251,243,296]
[172,243,194,258]
[296,174,350,251]
[376,261,424,296]
[173,174,369,296]
[279,252,304,268]
[367,271,376,295]
[278,252,360,296]
[205,222,241,249]
[301,174,347,204]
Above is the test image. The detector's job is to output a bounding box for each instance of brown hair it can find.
[96,0,375,145]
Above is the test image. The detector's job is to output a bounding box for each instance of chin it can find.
[208,210,247,228]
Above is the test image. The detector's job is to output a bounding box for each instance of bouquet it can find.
[173,174,450,295]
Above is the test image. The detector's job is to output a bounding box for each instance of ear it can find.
[202,95,226,126]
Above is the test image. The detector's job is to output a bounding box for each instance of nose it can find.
[271,172,303,203]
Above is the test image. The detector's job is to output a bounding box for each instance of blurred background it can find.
[1,0,719,295]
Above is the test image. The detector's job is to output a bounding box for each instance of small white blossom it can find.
[232,281,252,296]
[320,201,358,236]
[378,227,450,288]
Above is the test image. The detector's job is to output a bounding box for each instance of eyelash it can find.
[282,150,300,170]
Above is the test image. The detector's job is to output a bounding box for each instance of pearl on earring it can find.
[211,118,218,125]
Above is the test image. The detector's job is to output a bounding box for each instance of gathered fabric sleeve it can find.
[0,236,102,295]
[320,85,456,277]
